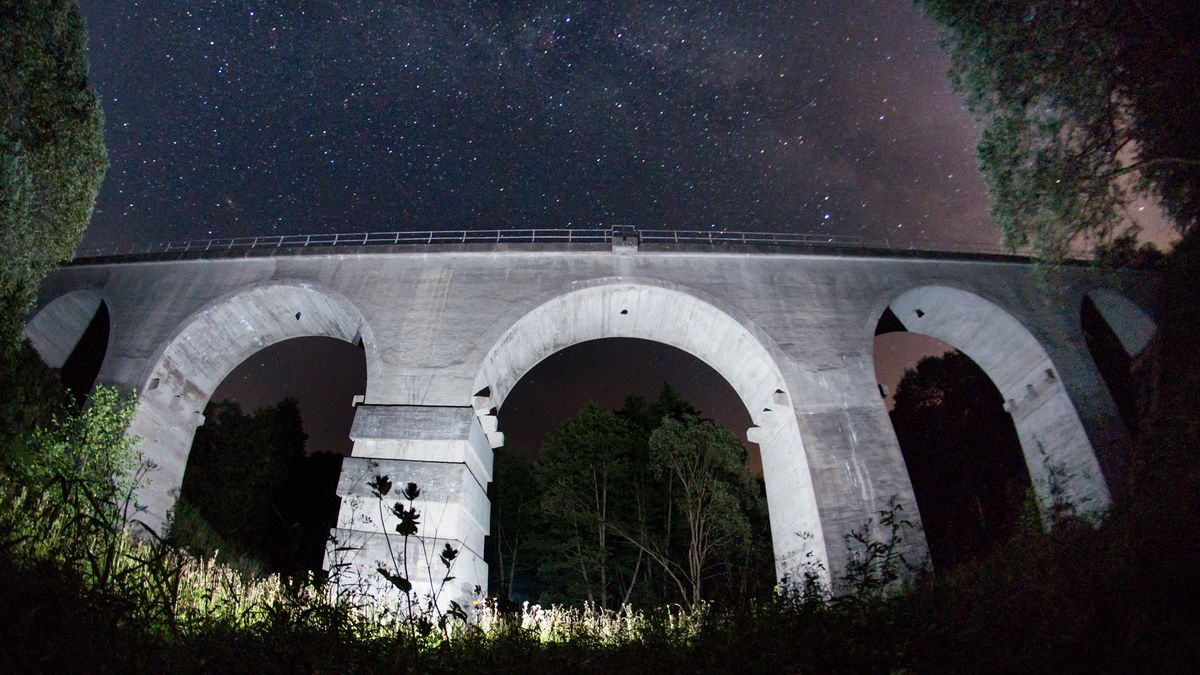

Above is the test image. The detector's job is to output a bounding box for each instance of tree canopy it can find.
[172,398,342,577]
[490,386,772,609]
[916,1,1200,261]
[1,0,107,353]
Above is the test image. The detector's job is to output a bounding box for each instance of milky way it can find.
[78,0,993,248]
[75,1,998,460]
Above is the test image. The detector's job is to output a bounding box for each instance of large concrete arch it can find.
[129,281,378,533]
[473,280,829,583]
[24,288,108,369]
[877,284,1110,518]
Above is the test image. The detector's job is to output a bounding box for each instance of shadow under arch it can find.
[24,288,107,368]
[1082,287,1158,434]
[129,281,380,534]
[24,289,112,402]
[873,284,1110,521]
[472,280,827,585]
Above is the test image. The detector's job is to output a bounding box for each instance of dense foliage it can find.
[172,398,342,578]
[915,0,1200,260]
[490,387,773,610]
[0,0,107,353]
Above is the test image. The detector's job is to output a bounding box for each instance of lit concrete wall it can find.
[27,244,1159,601]
[23,289,103,368]
[1087,288,1156,357]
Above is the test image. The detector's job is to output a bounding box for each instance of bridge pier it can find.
[783,360,931,588]
[327,405,492,609]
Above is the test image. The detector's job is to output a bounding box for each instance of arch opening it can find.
[873,286,1110,534]
[489,337,770,605]
[24,290,111,403]
[474,282,826,590]
[129,282,378,536]
[174,335,366,577]
[1081,289,1157,435]
[59,301,110,404]
[873,329,1032,568]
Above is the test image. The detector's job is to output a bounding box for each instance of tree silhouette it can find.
[916,0,1200,259]
[890,351,1031,569]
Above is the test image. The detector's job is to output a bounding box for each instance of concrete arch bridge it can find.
[25,229,1159,604]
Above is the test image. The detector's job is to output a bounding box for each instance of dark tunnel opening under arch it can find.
[874,322,1033,570]
[174,335,367,577]
[58,300,110,406]
[489,336,773,606]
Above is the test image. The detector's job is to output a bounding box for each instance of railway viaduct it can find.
[24,229,1159,603]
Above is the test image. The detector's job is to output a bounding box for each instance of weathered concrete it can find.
[26,242,1158,604]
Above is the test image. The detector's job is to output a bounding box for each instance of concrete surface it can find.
[26,243,1159,603]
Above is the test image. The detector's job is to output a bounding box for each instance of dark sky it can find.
[496,338,756,470]
[77,0,997,249]
[76,1,1002,464]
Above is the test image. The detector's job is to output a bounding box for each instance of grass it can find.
[2,453,1198,673]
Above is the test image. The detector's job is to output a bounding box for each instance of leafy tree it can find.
[1,0,108,353]
[532,402,643,608]
[501,386,772,608]
[17,384,141,514]
[609,416,761,608]
[172,398,338,576]
[618,383,700,434]
[614,384,705,604]
[0,341,68,465]
[915,1,1200,260]
[889,351,1031,568]
[486,449,539,602]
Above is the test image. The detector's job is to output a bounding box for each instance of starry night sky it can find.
[75,1,995,461]
[77,0,996,249]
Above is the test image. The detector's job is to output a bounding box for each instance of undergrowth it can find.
[2,350,1199,672]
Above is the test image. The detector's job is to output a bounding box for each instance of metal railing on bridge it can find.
[72,227,1085,260]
